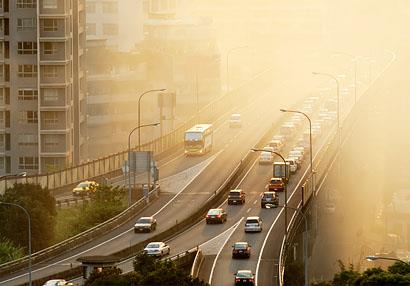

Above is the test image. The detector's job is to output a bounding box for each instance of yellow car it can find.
[72,181,99,196]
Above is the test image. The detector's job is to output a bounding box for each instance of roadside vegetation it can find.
[311,260,410,286]
[84,252,209,286]
[0,183,126,263]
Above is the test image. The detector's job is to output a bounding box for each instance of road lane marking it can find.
[153,149,224,216]
[246,208,251,213]
[208,217,244,285]
[253,200,257,205]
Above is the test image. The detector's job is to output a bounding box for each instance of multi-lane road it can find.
[1,50,392,286]
[1,73,312,285]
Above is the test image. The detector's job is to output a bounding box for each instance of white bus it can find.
[184,124,213,155]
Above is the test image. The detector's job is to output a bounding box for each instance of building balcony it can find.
[40,128,70,134]
[40,151,70,157]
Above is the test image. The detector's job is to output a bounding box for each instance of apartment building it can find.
[86,0,143,51]
[85,1,145,158]
[0,0,86,175]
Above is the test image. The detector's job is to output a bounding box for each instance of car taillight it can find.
[217,214,222,218]
[235,278,241,282]
[249,278,254,282]
[206,215,210,218]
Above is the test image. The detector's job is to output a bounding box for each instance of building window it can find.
[86,2,96,13]
[0,64,3,78]
[18,42,37,55]
[44,135,59,149]
[42,19,58,32]
[43,0,57,9]
[19,156,38,169]
[86,23,96,35]
[43,66,58,78]
[0,157,4,170]
[43,112,58,125]
[18,65,37,77]
[43,42,57,55]
[43,89,59,102]
[102,2,118,13]
[17,0,36,8]
[17,18,36,31]
[18,111,38,124]
[18,89,38,100]
[18,133,38,146]
[0,111,3,126]
[103,24,118,36]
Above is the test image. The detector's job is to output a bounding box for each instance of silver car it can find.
[244,216,262,233]
[144,242,170,257]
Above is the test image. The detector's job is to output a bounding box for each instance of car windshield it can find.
[237,271,253,278]
[137,218,151,224]
[246,219,259,224]
[231,114,240,120]
[77,182,89,188]
[263,193,274,198]
[229,192,240,197]
[185,132,202,141]
[207,209,221,215]
[146,243,160,248]
[271,179,281,184]
[234,243,248,249]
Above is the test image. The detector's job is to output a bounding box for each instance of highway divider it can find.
[11,101,284,286]
[278,51,397,285]
[0,67,276,195]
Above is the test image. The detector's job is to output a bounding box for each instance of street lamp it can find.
[312,72,341,148]
[280,109,313,182]
[366,255,410,265]
[0,172,27,179]
[251,148,288,235]
[226,46,248,92]
[128,122,160,206]
[0,202,32,286]
[137,89,166,150]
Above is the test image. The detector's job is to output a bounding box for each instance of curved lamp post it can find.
[366,255,410,265]
[0,201,32,286]
[137,89,166,150]
[128,122,160,206]
[251,148,288,235]
[280,109,313,182]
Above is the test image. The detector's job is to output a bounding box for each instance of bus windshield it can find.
[185,132,202,141]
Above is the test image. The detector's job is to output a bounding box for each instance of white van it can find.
[229,113,242,127]
[259,151,273,164]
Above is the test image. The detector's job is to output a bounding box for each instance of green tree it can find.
[69,185,126,234]
[0,237,24,264]
[0,183,56,252]
[85,252,209,286]
[314,260,410,285]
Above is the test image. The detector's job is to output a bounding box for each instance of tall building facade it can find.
[85,0,145,159]
[0,0,86,175]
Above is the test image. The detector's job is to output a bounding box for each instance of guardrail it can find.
[10,94,284,286]
[0,68,275,195]
[190,249,204,278]
[0,186,160,278]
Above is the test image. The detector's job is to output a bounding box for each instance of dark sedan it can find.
[205,208,227,224]
[234,270,255,285]
[232,242,251,258]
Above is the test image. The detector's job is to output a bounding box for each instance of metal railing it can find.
[0,68,276,195]
[278,52,396,285]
